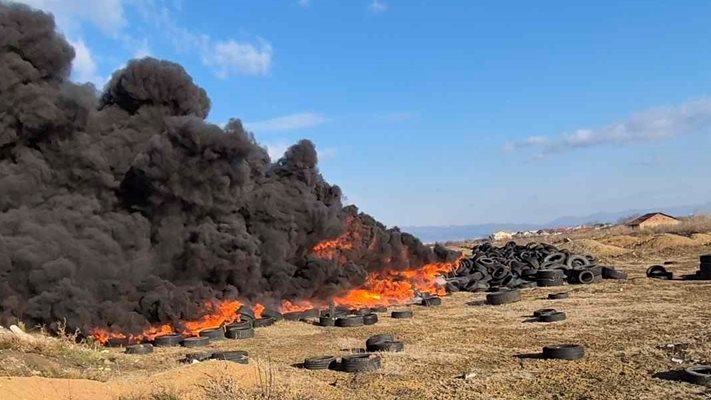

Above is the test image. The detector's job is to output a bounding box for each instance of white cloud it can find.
[246,113,328,133]
[68,39,106,87]
[298,0,310,7]
[203,39,273,78]
[505,99,711,155]
[262,141,290,160]
[368,0,388,13]
[16,0,125,35]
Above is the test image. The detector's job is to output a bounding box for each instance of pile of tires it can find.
[446,241,622,292]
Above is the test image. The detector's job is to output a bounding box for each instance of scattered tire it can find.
[363,313,378,325]
[184,352,213,363]
[304,356,336,370]
[538,311,567,322]
[646,265,668,278]
[536,278,565,287]
[341,353,382,373]
[602,267,627,280]
[486,290,521,305]
[391,310,414,319]
[367,340,404,352]
[421,297,442,306]
[533,308,557,318]
[252,318,275,328]
[154,334,183,347]
[225,321,252,331]
[199,328,225,340]
[335,316,364,327]
[542,344,584,360]
[366,334,394,348]
[684,365,711,386]
[212,350,249,364]
[182,337,210,348]
[125,343,153,355]
[548,292,569,300]
[318,316,336,327]
[226,327,255,339]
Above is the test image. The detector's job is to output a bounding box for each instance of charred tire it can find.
[125,344,153,355]
[304,356,336,370]
[601,267,627,280]
[226,328,255,339]
[542,344,584,360]
[301,309,320,319]
[252,318,275,328]
[533,308,557,318]
[335,316,364,327]
[537,278,565,287]
[538,311,567,322]
[341,353,382,373]
[391,310,414,319]
[237,305,255,320]
[212,350,249,364]
[684,365,711,386]
[283,312,304,321]
[182,337,210,348]
[154,334,183,347]
[366,334,394,348]
[421,297,442,306]
[486,290,521,305]
[199,328,225,340]
[363,313,379,325]
[367,340,404,352]
[318,317,336,327]
[225,321,252,331]
[371,305,388,313]
[261,309,283,321]
[548,292,570,300]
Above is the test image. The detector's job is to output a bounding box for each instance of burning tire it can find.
[226,327,255,339]
[363,313,378,325]
[182,337,210,348]
[225,321,252,331]
[335,316,364,327]
[538,311,566,322]
[319,316,336,327]
[391,310,414,319]
[542,344,584,360]
[367,340,404,352]
[212,350,249,364]
[237,305,255,321]
[341,353,382,373]
[125,343,153,354]
[283,311,304,321]
[252,318,275,328]
[153,334,183,347]
[486,289,521,305]
[548,292,569,300]
[304,356,336,370]
[421,296,442,306]
[261,309,283,321]
[371,305,388,313]
[199,328,225,340]
[684,365,711,386]
[602,267,627,280]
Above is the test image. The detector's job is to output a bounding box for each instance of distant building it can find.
[626,212,680,229]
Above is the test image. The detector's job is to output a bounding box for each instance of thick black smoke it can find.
[0,3,452,334]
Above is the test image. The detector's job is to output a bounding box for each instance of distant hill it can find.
[404,202,711,243]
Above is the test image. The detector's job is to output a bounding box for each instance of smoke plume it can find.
[0,2,452,335]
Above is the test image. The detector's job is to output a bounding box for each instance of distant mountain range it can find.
[403,202,711,243]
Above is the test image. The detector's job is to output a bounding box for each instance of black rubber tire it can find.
[301,309,320,319]
[225,321,252,331]
[421,297,442,306]
[125,344,153,354]
[542,344,584,360]
[646,265,668,277]
[366,334,394,348]
[362,313,378,325]
[106,338,131,348]
[486,290,521,305]
[533,308,557,318]
[226,328,255,339]
[684,365,711,386]
[566,255,590,269]
[367,340,404,352]
[153,334,183,347]
[212,350,249,364]
[539,311,567,322]
[699,263,711,273]
[573,270,595,284]
[476,257,495,267]
[181,337,210,348]
[391,310,414,319]
[237,305,255,320]
[319,316,336,326]
[335,316,364,327]
[537,269,563,279]
[700,255,711,263]
[518,281,537,289]
[199,328,225,340]
[184,352,213,362]
[544,252,566,264]
[548,292,569,300]
[586,265,602,276]
[537,278,565,287]
[252,318,275,328]
[261,309,283,321]
[349,308,371,316]
[371,305,388,313]
[304,356,336,370]
[601,267,627,280]
[283,311,304,321]
[341,353,381,373]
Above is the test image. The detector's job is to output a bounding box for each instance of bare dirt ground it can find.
[2,230,711,399]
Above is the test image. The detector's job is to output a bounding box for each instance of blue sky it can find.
[19,0,711,227]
